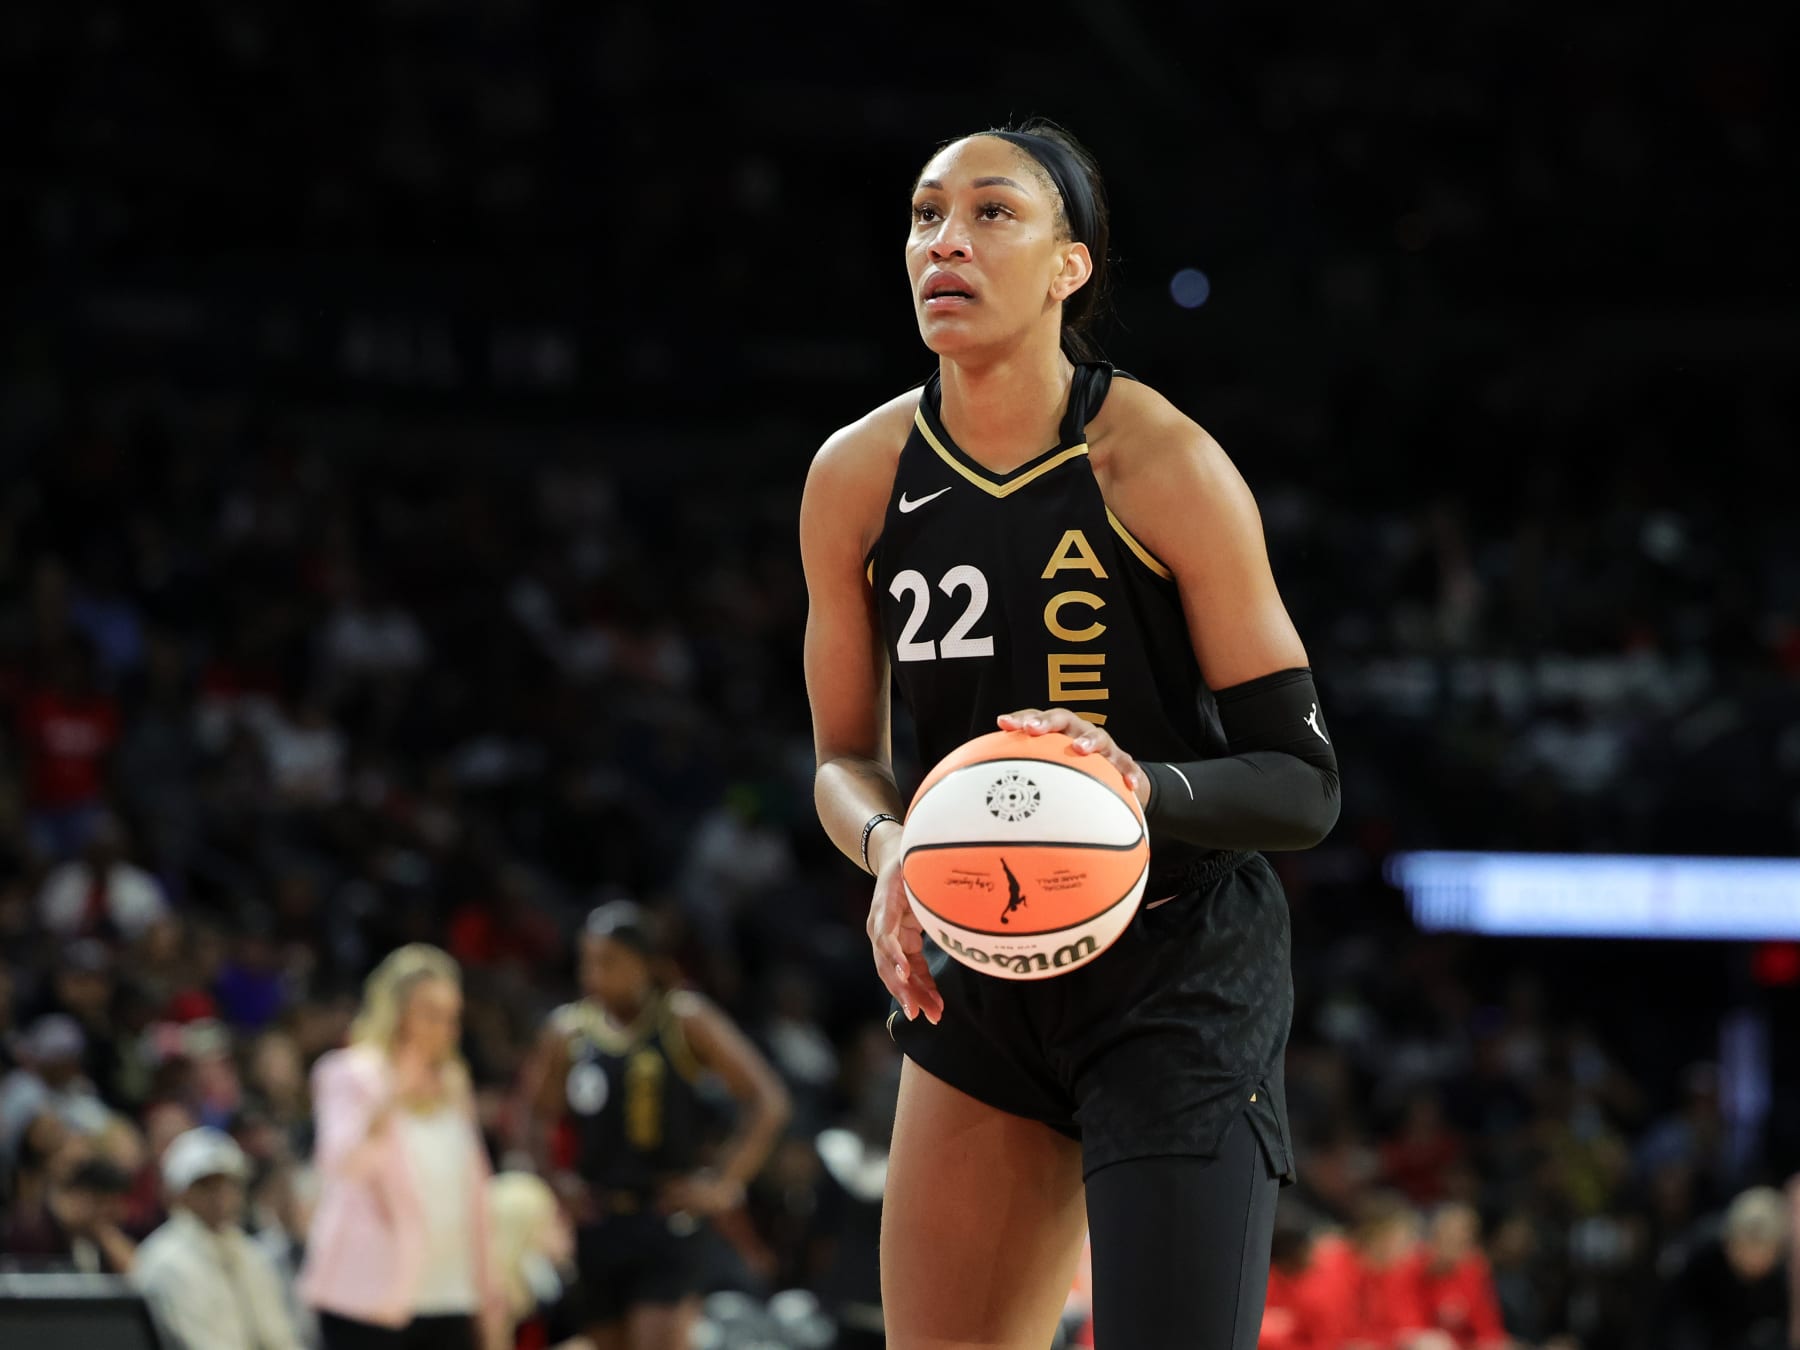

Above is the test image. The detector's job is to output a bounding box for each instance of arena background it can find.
[1,3,1796,1348]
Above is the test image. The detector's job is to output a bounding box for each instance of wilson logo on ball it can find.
[985,771,1041,822]
[935,929,1100,975]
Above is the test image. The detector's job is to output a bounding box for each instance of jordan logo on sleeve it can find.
[1304,703,1329,744]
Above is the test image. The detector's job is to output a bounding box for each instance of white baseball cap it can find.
[161,1127,249,1194]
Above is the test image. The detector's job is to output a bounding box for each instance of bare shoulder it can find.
[666,988,711,1022]
[668,989,728,1061]
[802,386,920,562]
[546,1001,586,1038]
[805,387,917,492]
[1087,376,1236,488]
[1087,374,1270,592]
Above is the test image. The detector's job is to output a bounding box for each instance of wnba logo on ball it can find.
[985,771,1040,822]
[935,928,1099,975]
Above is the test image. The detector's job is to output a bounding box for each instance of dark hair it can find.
[949,118,1113,362]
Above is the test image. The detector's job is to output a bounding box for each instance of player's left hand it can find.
[997,708,1150,807]
[659,1170,745,1217]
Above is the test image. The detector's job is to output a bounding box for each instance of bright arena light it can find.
[1169,267,1211,309]
[1387,851,1800,940]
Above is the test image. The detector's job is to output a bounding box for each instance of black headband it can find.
[982,130,1089,244]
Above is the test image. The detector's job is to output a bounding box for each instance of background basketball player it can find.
[528,903,791,1350]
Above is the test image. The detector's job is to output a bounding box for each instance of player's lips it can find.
[922,272,978,309]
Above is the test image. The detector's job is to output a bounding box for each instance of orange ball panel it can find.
[903,843,1148,937]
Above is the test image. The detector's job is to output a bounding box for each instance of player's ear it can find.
[1050,242,1093,304]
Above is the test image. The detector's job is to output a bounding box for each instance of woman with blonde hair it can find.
[299,944,502,1350]
[488,1171,593,1350]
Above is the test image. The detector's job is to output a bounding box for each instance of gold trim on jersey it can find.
[913,409,1088,499]
[660,992,706,1085]
[1105,507,1175,580]
[553,1001,639,1056]
[553,996,667,1059]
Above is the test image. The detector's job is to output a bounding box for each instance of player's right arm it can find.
[801,404,944,1024]
[523,1015,586,1215]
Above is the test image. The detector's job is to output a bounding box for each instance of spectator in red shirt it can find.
[1260,1222,1339,1350]
[1403,1203,1511,1349]
[1288,1230,1366,1348]
[1356,1197,1438,1349]
[1302,1194,1443,1350]
[17,638,120,860]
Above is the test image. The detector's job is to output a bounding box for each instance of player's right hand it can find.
[866,840,943,1024]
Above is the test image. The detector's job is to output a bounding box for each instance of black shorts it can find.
[889,849,1296,1181]
[572,1210,705,1326]
[317,1312,477,1350]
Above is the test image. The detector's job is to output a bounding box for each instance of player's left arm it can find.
[1001,399,1340,851]
[662,994,793,1215]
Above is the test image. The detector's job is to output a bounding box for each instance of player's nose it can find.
[927,215,972,261]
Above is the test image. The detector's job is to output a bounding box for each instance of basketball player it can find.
[801,120,1341,1349]
[527,902,792,1350]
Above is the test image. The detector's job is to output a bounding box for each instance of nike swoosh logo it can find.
[898,486,952,514]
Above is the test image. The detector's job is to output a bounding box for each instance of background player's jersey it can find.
[554,992,705,1193]
[866,362,1235,896]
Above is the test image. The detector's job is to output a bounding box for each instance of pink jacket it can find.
[298,1045,496,1328]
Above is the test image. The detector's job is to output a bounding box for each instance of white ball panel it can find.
[902,760,1142,852]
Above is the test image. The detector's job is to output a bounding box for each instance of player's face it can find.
[907,137,1092,359]
[580,933,652,1014]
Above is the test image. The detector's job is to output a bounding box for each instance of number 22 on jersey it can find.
[888,565,994,661]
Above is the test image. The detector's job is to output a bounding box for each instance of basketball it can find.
[899,730,1149,980]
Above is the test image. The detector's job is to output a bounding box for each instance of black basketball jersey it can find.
[866,362,1233,897]
[554,992,706,1192]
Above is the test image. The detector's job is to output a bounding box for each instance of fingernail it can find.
[1026,718,1042,730]
[1074,736,1094,750]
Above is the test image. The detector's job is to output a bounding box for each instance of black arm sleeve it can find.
[1140,667,1340,852]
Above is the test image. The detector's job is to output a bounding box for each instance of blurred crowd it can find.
[0,371,1793,1348]
[2,2,1797,1348]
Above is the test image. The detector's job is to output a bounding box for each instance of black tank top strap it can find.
[923,363,1124,451]
[1060,361,1139,446]
[1057,363,1098,446]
